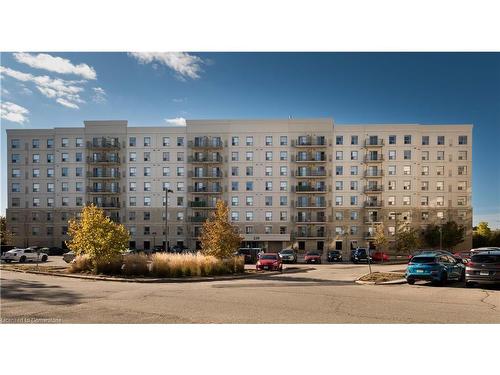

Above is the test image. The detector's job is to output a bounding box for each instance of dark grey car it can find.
[465,250,500,287]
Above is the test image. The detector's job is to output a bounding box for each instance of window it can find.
[129,197,137,207]
[421,136,429,145]
[350,196,358,206]
[246,166,254,176]
[421,181,429,191]
[33,154,40,163]
[280,181,287,191]
[350,151,358,160]
[335,135,343,145]
[388,165,396,176]
[265,181,273,191]
[177,167,184,177]
[62,197,69,207]
[265,226,272,234]
[162,182,171,191]
[437,211,444,219]
[129,182,136,192]
[437,135,445,145]
[144,152,150,161]
[458,151,467,160]
[231,136,239,146]
[421,151,429,161]
[12,198,21,207]
[162,167,170,177]
[265,212,272,221]
[231,196,239,206]
[437,151,444,161]
[61,153,69,162]
[336,166,343,175]
[386,180,395,191]
[436,196,444,207]
[280,136,288,146]
[458,135,468,145]
[76,138,83,147]
[388,150,396,160]
[350,211,358,220]
[403,150,411,160]
[47,168,54,177]
[404,135,411,144]
[61,168,68,177]
[129,167,136,177]
[457,196,467,206]
[436,166,444,176]
[265,136,273,146]
[351,135,358,145]
[160,136,169,147]
[129,137,136,147]
[61,138,68,147]
[11,154,20,163]
[230,166,238,176]
[144,167,151,177]
[144,197,151,207]
[350,181,358,191]
[350,166,358,176]
[265,151,273,161]
[162,152,170,161]
[457,181,467,191]
[335,181,344,191]
[144,182,151,192]
[388,196,395,206]
[403,196,411,206]
[231,152,239,161]
[436,181,444,191]
[144,137,151,146]
[11,139,20,148]
[45,138,53,148]
[265,166,272,176]
[231,212,239,221]
[12,169,21,178]
[11,183,21,192]
[336,151,343,160]
[421,166,429,176]
[231,181,239,191]
[47,182,55,192]
[280,166,287,176]
[76,197,83,206]
[245,212,254,221]
[245,151,253,161]
[389,135,396,145]
[280,211,287,221]
[458,166,467,175]
[264,196,272,206]
[280,196,287,206]
[61,182,69,192]
[277,151,286,161]
[75,152,82,162]
[129,152,137,162]
[32,139,40,148]
[403,180,411,190]
[246,136,253,146]
[335,196,343,206]
[403,165,411,175]
[246,181,253,191]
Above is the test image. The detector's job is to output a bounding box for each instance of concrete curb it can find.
[355,274,407,285]
[1,267,280,283]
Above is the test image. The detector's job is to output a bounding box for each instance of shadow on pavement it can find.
[0,278,82,305]
[409,280,500,291]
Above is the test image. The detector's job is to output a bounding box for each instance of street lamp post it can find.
[165,188,174,252]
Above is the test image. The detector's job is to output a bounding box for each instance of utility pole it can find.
[165,188,173,251]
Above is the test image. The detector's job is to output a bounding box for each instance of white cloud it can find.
[129,52,204,80]
[92,87,107,103]
[1,66,84,109]
[172,97,186,103]
[13,52,97,80]
[165,117,187,126]
[1,101,29,124]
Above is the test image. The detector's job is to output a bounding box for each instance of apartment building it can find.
[5,119,473,255]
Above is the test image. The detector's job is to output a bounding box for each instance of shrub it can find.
[151,253,244,277]
[68,254,93,273]
[122,254,150,276]
[94,256,123,275]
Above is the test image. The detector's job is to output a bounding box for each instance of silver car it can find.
[63,251,76,263]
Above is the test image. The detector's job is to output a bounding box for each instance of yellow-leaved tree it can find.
[200,200,243,258]
[66,205,129,269]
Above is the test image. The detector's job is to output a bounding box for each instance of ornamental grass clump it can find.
[151,253,244,277]
[122,253,150,276]
[68,254,93,273]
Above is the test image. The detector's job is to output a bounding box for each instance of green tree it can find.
[395,223,420,255]
[489,230,500,247]
[0,215,14,245]
[473,221,492,248]
[66,205,130,271]
[200,200,243,258]
[422,224,440,248]
[476,222,492,238]
[423,221,465,249]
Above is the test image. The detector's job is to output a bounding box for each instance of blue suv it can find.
[406,252,465,285]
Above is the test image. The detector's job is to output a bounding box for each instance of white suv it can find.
[1,248,48,263]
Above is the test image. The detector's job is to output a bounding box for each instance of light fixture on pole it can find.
[165,188,174,252]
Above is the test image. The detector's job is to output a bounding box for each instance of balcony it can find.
[188,186,223,194]
[87,171,121,179]
[296,217,327,223]
[189,200,217,208]
[294,154,327,163]
[364,139,384,147]
[296,201,327,209]
[86,156,120,164]
[87,187,120,194]
[295,230,327,239]
[364,185,383,193]
[188,215,209,223]
[189,137,224,149]
[87,201,121,209]
[364,217,383,224]
[364,170,384,177]
[364,200,383,208]
[292,137,327,147]
[295,185,327,193]
[295,170,327,178]
[86,139,120,150]
[188,154,224,163]
[364,155,384,162]
[189,170,224,179]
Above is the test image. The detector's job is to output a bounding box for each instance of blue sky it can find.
[1,52,499,227]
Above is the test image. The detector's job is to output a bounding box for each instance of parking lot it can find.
[1,260,498,323]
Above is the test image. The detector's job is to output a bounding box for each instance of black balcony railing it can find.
[188,154,224,163]
[189,138,224,149]
[86,139,120,149]
[364,139,384,147]
[189,186,223,193]
[87,201,121,208]
[364,200,383,208]
[295,185,327,192]
[293,138,327,147]
[364,170,384,177]
[189,216,209,223]
[364,155,384,162]
[87,171,121,178]
[295,170,327,177]
[295,231,327,238]
[294,154,327,162]
[189,170,224,178]
[296,201,327,208]
[296,217,327,223]
[87,187,120,194]
[86,156,120,164]
[364,185,383,192]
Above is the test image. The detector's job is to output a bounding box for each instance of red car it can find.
[256,253,283,271]
[371,251,389,262]
[304,251,322,264]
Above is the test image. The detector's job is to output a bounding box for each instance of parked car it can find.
[63,251,76,263]
[327,250,342,262]
[171,245,188,253]
[46,246,65,256]
[371,251,389,262]
[1,247,48,263]
[304,251,322,264]
[237,248,261,264]
[406,252,465,285]
[279,249,297,263]
[350,248,371,264]
[465,250,500,287]
[256,253,282,271]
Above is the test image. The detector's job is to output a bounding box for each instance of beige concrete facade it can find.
[5,119,472,254]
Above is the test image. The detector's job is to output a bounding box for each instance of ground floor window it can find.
[317,241,324,251]
[298,241,305,251]
[144,241,150,250]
